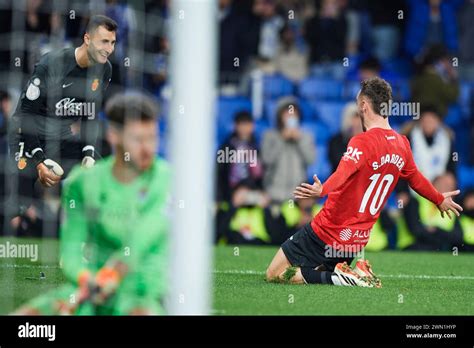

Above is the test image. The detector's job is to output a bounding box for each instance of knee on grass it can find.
[266,266,302,283]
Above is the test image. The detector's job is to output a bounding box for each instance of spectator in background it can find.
[397,106,455,211]
[215,181,293,245]
[404,0,463,59]
[143,0,170,94]
[253,0,285,61]
[328,102,361,172]
[216,111,263,203]
[366,0,405,61]
[262,97,316,203]
[0,90,11,140]
[411,45,459,118]
[146,36,169,96]
[276,0,316,47]
[403,106,456,182]
[304,0,347,79]
[358,56,381,81]
[219,0,257,85]
[0,90,11,210]
[470,87,474,165]
[458,0,474,81]
[402,172,463,251]
[339,0,361,57]
[274,24,308,82]
[460,189,474,251]
[22,0,61,75]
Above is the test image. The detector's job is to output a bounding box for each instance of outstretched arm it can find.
[294,136,363,198]
[402,137,463,219]
[294,157,358,199]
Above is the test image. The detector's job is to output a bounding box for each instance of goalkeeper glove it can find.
[81,156,95,169]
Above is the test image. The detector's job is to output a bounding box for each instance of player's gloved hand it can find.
[89,266,124,305]
[81,156,95,169]
[37,162,62,187]
[293,174,323,199]
[77,270,93,303]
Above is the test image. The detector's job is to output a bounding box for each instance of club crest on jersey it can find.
[91,79,99,91]
[343,146,363,163]
[18,157,27,170]
[26,78,41,100]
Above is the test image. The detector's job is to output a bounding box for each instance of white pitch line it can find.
[0,263,60,269]
[213,269,474,280]
[3,265,474,281]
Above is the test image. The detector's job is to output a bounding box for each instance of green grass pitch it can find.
[1,237,474,315]
[213,245,474,315]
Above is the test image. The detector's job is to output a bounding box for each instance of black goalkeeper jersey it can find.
[11,47,112,165]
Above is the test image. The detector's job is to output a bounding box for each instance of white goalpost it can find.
[167,0,217,315]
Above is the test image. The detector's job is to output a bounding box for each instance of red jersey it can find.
[311,127,444,249]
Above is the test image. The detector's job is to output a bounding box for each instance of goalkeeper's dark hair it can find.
[86,15,118,34]
[359,77,392,118]
[105,92,159,128]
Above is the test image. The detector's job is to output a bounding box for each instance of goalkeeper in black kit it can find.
[6,15,116,215]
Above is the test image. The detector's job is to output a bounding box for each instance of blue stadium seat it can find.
[459,165,474,190]
[301,121,332,145]
[393,78,411,101]
[454,126,470,164]
[381,58,413,78]
[249,73,294,100]
[344,80,360,100]
[306,144,331,182]
[459,81,472,117]
[216,96,252,145]
[298,77,344,100]
[444,104,462,129]
[308,100,346,136]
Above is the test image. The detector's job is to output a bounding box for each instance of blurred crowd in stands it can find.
[213,0,474,252]
[0,0,473,252]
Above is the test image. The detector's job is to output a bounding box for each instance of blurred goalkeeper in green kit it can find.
[14,92,171,315]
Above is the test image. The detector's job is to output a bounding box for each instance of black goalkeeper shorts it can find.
[281,223,354,272]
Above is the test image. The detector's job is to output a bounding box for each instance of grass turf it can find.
[213,245,474,315]
[1,237,473,315]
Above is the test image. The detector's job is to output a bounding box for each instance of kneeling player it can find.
[14,92,171,315]
[266,77,463,287]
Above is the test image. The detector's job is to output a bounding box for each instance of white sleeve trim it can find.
[31,148,44,156]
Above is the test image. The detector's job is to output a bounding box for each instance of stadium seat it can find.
[249,73,294,100]
[301,121,332,145]
[381,58,413,78]
[298,77,344,100]
[459,81,472,117]
[308,100,346,136]
[344,80,360,100]
[393,78,411,101]
[216,96,252,145]
[306,144,331,182]
[444,104,463,129]
[458,165,474,190]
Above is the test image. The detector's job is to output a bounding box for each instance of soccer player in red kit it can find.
[265,77,463,287]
